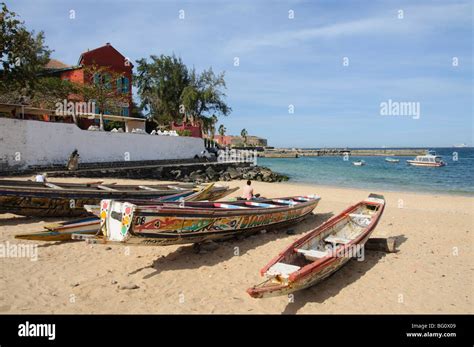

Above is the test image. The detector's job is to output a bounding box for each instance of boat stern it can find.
[100,200,136,242]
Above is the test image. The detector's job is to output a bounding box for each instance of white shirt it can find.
[35,175,46,183]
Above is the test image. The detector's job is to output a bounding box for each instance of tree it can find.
[134,54,190,124]
[180,67,231,134]
[134,54,231,130]
[241,128,248,146]
[29,77,80,109]
[0,2,51,96]
[207,114,218,141]
[80,64,129,116]
[218,124,226,136]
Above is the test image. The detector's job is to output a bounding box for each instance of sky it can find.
[6,0,473,147]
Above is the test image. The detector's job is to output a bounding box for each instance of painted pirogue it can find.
[247,194,385,298]
[82,195,321,246]
[14,184,240,241]
[0,180,235,217]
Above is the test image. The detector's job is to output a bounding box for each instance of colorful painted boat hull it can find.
[86,195,321,246]
[14,184,232,242]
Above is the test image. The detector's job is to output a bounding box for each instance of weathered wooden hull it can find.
[0,188,191,217]
[13,184,232,241]
[247,194,385,298]
[15,217,99,241]
[86,196,321,246]
[0,182,235,217]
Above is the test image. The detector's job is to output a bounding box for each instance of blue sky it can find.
[7,0,473,147]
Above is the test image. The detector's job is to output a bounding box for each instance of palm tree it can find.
[218,124,226,136]
[208,115,218,141]
[241,128,248,146]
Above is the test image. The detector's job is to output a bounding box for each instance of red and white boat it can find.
[247,194,385,298]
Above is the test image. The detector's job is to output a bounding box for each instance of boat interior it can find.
[265,202,381,280]
[141,195,320,211]
[0,179,196,192]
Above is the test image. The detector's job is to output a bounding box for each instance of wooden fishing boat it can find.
[0,180,235,217]
[207,186,239,200]
[385,158,400,163]
[14,184,235,242]
[15,217,100,242]
[78,195,321,246]
[247,194,385,298]
[0,179,195,190]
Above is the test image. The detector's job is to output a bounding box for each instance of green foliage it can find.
[80,64,129,115]
[241,128,248,145]
[134,54,231,130]
[104,120,124,131]
[0,2,51,95]
[134,54,190,124]
[29,77,80,109]
[218,124,226,136]
[177,129,192,137]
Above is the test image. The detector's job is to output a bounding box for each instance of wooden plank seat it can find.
[295,248,330,260]
[266,262,301,279]
[349,213,372,219]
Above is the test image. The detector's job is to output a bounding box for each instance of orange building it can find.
[44,43,133,118]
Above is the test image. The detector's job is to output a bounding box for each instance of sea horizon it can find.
[258,147,474,196]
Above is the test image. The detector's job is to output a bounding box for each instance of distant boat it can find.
[453,143,468,148]
[385,158,400,163]
[407,151,445,167]
[352,160,365,166]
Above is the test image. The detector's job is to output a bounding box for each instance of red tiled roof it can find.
[44,59,71,70]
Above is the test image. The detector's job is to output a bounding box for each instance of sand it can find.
[0,177,472,314]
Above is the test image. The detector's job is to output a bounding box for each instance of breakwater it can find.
[259,148,428,158]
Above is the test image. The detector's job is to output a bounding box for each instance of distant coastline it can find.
[258,147,474,196]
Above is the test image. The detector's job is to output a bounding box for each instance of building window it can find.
[121,107,129,117]
[94,73,111,89]
[117,77,129,94]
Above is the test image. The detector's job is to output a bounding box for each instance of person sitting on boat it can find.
[35,172,48,183]
[241,180,260,200]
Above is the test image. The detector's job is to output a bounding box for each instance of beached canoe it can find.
[247,194,385,298]
[0,179,195,190]
[0,184,195,218]
[78,195,321,246]
[15,217,100,242]
[0,179,239,217]
[14,184,236,242]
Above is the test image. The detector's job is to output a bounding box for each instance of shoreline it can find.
[279,179,474,198]
[0,177,472,314]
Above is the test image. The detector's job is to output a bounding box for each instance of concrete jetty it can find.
[259,148,428,158]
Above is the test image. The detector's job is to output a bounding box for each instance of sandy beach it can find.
[0,177,472,314]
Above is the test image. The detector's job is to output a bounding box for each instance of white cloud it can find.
[225,2,472,53]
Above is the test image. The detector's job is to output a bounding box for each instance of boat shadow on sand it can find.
[133,212,335,279]
[281,234,408,314]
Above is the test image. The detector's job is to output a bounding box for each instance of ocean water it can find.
[257,148,474,196]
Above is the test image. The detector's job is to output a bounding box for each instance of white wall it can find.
[0,118,206,170]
